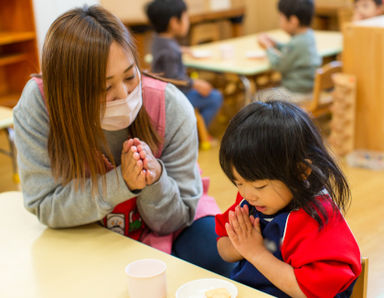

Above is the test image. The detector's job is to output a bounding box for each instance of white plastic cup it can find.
[220,44,235,60]
[125,258,167,298]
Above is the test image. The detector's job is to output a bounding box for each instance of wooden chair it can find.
[190,22,220,45]
[0,106,19,183]
[327,72,356,156]
[142,73,212,150]
[300,61,343,118]
[147,24,219,147]
[351,257,369,298]
[188,20,221,97]
[194,108,211,150]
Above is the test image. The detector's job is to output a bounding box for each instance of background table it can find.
[100,0,245,67]
[99,0,245,28]
[183,29,342,104]
[0,191,271,298]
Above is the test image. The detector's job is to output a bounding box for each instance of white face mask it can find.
[101,78,142,131]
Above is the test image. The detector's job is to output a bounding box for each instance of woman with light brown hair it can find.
[13,5,234,276]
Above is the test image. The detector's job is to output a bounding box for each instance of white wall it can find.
[32,0,100,57]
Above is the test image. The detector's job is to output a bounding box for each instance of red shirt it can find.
[215,192,362,297]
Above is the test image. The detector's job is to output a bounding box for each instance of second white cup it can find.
[220,44,235,60]
[125,258,167,298]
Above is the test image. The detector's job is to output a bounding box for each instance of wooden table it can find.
[183,29,342,104]
[0,191,271,298]
[100,0,246,67]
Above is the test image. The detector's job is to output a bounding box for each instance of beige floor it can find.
[1,131,383,297]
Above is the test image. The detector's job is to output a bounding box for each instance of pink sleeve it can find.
[281,200,361,297]
[215,192,243,239]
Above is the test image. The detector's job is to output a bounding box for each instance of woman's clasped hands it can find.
[121,138,162,191]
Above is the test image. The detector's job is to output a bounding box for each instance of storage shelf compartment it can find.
[0,53,29,66]
[0,93,20,108]
[0,31,36,45]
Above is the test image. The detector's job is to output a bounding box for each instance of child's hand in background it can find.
[258,33,275,50]
[193,79,212,97]
[225,205,266,261]
[181,46,192,56]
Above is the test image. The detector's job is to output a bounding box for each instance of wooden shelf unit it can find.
[343,16,384,151]
[0,53,29,67]
[0,0,39,108]
[0,31,36,45]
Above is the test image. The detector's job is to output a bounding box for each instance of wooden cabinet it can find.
[100,0,245,25]
[243,0,279,34]
[0,0,39,108]
[342,16,384,150]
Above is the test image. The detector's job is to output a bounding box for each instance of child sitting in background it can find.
[353,0,383,21]
[216,100,361,297]
[257,0,321,102]
[146,0,222,127]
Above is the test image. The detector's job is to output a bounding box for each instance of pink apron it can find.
[33,76,220,254]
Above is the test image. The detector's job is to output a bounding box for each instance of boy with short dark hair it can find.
[146,0,222,127]
[353,0,383,21]
[257,0,321,102]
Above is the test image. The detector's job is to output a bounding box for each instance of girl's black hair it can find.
[219,101,351,227]
[146,0,187,33]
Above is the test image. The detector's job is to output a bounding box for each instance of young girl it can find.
[216,101,361,297]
